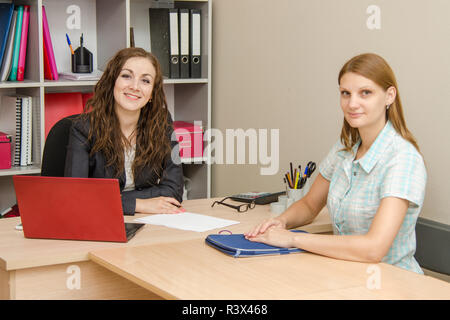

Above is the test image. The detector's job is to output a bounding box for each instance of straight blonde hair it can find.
[338,53,420,153]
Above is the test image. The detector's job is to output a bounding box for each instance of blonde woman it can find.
[245,53,426,274]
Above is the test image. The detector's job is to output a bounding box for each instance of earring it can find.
[386,104,391,110]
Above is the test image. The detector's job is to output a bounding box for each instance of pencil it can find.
[286,172,293,189]
[294,171,300,189]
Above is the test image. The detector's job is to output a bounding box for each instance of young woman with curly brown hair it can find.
[64,47,184,215]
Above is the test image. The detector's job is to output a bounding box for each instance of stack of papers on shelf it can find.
[134,212,240,232]
[58,69,103,81]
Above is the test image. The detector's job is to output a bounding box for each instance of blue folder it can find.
[0,3,14,68]
[205,230,307,258]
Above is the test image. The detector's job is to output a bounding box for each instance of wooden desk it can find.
[0,198,332,299]
[90,239,450,300]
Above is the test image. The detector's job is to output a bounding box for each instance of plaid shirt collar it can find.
[343,121,396,175]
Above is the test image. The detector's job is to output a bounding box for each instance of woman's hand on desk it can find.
[246,227,298,248]
[244,217,286,239]
[135,197,185,214]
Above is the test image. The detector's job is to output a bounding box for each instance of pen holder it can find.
[287,187,305,202]
[72,46,93,73]
[270,202,286,216]
[278,195,288,206]
[270,195,294,216]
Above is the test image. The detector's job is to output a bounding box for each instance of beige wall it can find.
[211,0,450,225]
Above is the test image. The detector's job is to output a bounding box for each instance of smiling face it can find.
[113,56,156,116]
[339,72,396,132]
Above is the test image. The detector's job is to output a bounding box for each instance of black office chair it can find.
[41,114,80,177]
[415,218,450,277]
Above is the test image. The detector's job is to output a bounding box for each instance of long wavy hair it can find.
[338,53,420,153]
[83,47,171,178]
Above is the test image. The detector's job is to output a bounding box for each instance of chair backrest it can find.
[41,114,80,177]
[415,217,450,276]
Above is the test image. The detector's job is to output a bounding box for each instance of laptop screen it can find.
[13,176,129,242]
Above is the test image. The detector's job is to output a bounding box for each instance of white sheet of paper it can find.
[134,212,239,232]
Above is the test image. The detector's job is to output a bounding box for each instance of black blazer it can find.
[64,114,184,215]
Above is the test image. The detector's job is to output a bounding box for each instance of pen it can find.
[290,162,294,183]
[79,33,85,65]
[66,33,74,55]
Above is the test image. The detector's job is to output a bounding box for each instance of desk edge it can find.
[88,251,178,300]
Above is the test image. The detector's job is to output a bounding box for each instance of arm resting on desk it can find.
[124,153,184,214]
[246,174,328,237]
[251,196,409,264]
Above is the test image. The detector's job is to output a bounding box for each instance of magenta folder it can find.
[42,6,58,80]
[16,5,29,81]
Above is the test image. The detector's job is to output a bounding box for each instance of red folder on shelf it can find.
[43,41,52,80]
[81,92,94,111]
[42,6,58,80]
[16,5,29,81]
[44,92,84,138]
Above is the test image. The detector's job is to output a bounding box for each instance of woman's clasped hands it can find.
[244,217,298,248]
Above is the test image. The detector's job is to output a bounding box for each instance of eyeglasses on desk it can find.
[211,197,256,213]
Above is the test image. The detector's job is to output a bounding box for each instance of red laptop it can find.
[13,176,144,242]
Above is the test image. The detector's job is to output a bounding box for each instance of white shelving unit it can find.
[0,0,212,210]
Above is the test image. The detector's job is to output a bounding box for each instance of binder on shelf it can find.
[17,5,30,81]
[42,40,53,80]
[19,96,32,166]
[149,8,170,78]
[190,9,201,78]
[0,10,17,81]
[42,6,58,80]
[179,9,190,78]
[168,8,180,78]
[44,92,84,138]
[13,97,21,166]
[0,3,14,70]
[130,27,135,48]
[0,95,26,166]
[8,5,23,81]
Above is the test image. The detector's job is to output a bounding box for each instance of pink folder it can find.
[42,6,58,80]
[16,5,29,81]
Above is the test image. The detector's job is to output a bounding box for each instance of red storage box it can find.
[173,121,203,159]
[0,131,12,169]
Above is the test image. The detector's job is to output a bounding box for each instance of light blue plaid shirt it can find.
[319,121,426,274]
